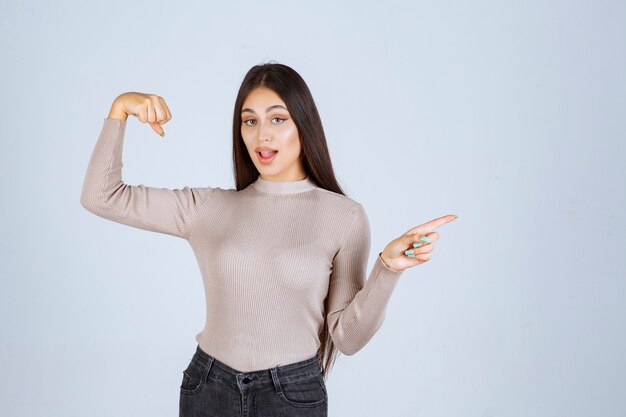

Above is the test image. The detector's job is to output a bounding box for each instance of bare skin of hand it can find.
[108,92,173,136]
[380,214,458,272]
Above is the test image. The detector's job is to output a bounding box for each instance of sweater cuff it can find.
[378,252,402,274]
[361,254,402,303]
[375,252,403,289]
[104,117,127,125]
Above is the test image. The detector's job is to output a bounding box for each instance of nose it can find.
[258,120,273,142]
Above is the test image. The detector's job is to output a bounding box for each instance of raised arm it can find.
[325,203,403,356]
[80,94,217,240]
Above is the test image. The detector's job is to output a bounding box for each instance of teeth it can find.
[260,151,276,156]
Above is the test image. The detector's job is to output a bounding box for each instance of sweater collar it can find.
[251,175,317,194]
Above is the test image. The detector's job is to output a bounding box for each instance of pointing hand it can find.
[379,214,458,272]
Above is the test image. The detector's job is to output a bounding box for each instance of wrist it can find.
[378,252,404,273]
[108,98,128,121]
[379,252,398,272]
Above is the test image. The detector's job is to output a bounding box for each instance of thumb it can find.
[150,122,165,137]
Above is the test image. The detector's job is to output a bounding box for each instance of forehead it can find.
[242,87,286,108]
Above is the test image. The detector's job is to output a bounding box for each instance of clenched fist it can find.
[108,92,173,137]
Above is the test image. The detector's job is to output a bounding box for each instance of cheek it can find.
[241,133,255,155]
[281,125,301,154]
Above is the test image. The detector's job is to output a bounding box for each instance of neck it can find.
[252,175,317,194]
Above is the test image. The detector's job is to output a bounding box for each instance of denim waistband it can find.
[190,344,323,391]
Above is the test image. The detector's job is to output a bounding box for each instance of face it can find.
[240,86,306,181]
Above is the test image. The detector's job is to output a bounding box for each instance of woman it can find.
[80,62,457,417]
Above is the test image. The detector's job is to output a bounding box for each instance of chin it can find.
[259,167,280,176]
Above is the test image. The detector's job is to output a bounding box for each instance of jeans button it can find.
[242,377,251,384]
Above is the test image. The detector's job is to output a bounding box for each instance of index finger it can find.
[405,214,458,235]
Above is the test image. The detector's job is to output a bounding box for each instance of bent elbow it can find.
[338,345,360,356]
[80,177,118,213]
[80,185,98,212]
[80,190,91,211]
[80,183,108,214]
[332,335,365,357]
[330,315,387,357]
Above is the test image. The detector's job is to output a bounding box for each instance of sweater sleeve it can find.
[80,118,217,240]
[325,203,403,356]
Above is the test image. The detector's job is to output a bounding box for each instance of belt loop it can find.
[270,367,283,395]
[202,355,214,383]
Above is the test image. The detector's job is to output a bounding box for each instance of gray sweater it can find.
[81,117,403,372]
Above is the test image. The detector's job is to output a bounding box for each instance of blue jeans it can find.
[179,344,328,417]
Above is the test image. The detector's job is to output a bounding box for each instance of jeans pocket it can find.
[180,359,207,396]
[276,372,327,408]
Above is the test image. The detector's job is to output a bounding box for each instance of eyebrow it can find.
[241,104,288,114]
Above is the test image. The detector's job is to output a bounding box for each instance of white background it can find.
[1,0,624,416]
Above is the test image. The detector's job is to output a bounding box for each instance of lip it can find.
[255,146,278,152]
[257,149,277,164]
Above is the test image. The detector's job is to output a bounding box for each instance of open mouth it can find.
[257,150,278,163]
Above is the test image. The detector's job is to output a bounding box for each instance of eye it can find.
[242,117,287,126]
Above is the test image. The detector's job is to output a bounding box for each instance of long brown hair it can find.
[231,61,346,381]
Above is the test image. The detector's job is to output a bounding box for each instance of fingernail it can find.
[407,254,415,258]
[159,131,165,137]
[420,236,430,243]
[404,249,414,255]
[413,242,423,248]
